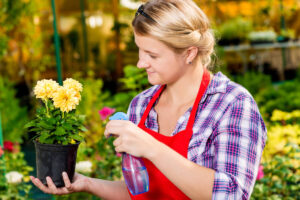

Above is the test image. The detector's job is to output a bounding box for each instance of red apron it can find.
[130,69,210,200]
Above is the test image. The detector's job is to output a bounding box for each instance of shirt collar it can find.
[205,72,229,95]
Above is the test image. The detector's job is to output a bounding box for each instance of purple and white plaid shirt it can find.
[127,72,267,200]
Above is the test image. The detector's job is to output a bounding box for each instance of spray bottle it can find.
[109,112,149,195]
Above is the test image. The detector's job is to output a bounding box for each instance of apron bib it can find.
[130,69,210,200]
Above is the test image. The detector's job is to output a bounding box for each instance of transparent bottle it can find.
[109,112,149,195]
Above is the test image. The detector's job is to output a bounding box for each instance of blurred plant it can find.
[277,29,295,42]
[255,79,300,120]
[0,34,8,59]
[251,146,300,200]
[76,78,109,147]
[75,160,93,174]
[262,109,300,162]
[256,165,264,181]
[235,71,272,96]
[0,142,33,200]
[0,77,28,143]
[251,109,300,199]
[94,136,122,181]
[270,110,300,124]
[0,0,52,86]
[217,17,253,45]
[107,65,149,112]
[99,107,116,121]
[248,30,277,44]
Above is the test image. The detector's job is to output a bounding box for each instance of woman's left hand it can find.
[104,120,157,159]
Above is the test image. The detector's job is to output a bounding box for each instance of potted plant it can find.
[277,29,295,43]
[217,17,253,46]
[25,78,86,187]
[248,30,277,45]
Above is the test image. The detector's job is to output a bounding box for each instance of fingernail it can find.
[62,172,67,176]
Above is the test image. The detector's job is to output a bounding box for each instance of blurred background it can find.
[0,0,299,199]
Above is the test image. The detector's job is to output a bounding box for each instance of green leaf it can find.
[24,121,36,129]
[62,123,73,131]
[53,127,66,136]
[72,134,83,142]
[39,132,50,143]
[80,126,88,132]
[39,121,55,130]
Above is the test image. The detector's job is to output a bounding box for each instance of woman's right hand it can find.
[30,172,89,195]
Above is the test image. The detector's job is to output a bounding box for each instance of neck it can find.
[163,61,206,106]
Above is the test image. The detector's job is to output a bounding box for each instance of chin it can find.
[148,77,163,85]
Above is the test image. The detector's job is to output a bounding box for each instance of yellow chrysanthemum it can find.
[53,87,80,113]
[291,110,300,118]
[63,78,83,92]
[34,79,60,100]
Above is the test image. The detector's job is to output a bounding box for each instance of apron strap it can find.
[139,85,166,125]
[185,69,210,131]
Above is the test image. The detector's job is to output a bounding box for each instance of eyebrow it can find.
[135,43,159,55]
[144,50,159,55]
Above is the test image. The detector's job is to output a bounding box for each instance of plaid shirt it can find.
[127,72,267,200]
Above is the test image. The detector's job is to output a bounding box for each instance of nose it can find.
[137,59,149,69]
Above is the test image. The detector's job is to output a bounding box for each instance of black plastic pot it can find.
[34,140,80,187]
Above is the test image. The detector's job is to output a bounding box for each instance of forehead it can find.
[134,31,172,53]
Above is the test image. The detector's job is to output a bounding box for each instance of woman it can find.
[31,0,267,199]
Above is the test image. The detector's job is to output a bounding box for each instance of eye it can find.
[150,55,157,59]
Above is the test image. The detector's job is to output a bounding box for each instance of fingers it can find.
[113,137,122,147]
[62,172,73,191]
[30,175,70,195]
[30,176,52,194]
[104,120,126,138]
[46,176,57,192]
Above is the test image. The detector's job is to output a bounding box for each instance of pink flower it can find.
[99,107,115,120]
[4,141,14,152]
[256,165,264,180]
[116,152,122,157]
[0,146,3,157]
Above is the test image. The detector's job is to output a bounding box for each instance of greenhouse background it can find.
[0,0,299,199]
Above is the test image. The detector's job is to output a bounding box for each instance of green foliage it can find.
[0,0,52,83]
[94,136,122,181]
[0,77,28,143]
[218,17,253,42]
[76,78,108,147]
[107,65,149,112]
[255,79,300,119]
[251,145,300,200]
[25,100,86,145]
[235,71,272,96]
[0,150,33,200]
[0,34,8,59]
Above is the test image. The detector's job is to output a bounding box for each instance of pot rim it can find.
[33,139,80,147]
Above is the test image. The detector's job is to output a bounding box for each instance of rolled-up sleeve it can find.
[212,96,267,200]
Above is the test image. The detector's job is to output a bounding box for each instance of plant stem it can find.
[62,111,64,118]
[44,99,50,117]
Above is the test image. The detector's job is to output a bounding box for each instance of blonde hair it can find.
[132,0,215,68]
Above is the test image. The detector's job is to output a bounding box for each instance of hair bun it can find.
[192,30,201,41]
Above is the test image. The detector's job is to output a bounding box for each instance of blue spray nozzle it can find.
[109,112,129,121]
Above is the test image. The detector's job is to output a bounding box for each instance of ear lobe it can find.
[186,46,198,65]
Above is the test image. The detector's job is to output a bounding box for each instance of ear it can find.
[185,46,198,65]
